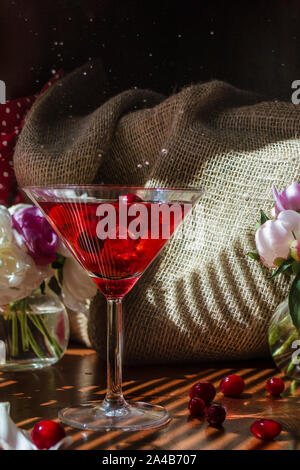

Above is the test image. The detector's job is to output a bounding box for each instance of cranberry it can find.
[250,419,282,441]
[31,420,66,450]
[189,381,216,405]
[266,377,285,397]
[119,193,142,203]
[188,397,206,417]
[220,374,245,397]
[77,230,104,254]
[206,404,226,427]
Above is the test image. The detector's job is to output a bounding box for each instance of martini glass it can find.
[23,185,202,431]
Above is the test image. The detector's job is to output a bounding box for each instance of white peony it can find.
[0,206,13,246]
[61,257,97,314]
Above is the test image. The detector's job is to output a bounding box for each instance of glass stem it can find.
[103,298,126,411]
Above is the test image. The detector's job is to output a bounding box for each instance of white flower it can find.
[61,258,97,314]
[0,205,52,305]
[255,210,300,268]
[0,206,13,246]
[0,245,53,305]
[8,203,32,216]
[0,244,31,289]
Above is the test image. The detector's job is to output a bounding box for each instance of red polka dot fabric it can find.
[0,71,63,206]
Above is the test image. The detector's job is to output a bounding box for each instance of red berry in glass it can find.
[189,381,216,404]
[119,193,142,203]
[266,377,284,396]
[220,374,245,397]
[206,404,226,427]
[188,397,206,417]
[250,419,282,441]
[31,420,66,449]
[39,199,185,299]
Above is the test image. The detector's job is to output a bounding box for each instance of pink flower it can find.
[255,210,300,268]
[291,240,300,262]
[12,207,58,265]
[273,182,300,216]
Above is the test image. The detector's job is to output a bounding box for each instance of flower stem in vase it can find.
[272,330,299,357]
[11,313,18,357]
[286,359,296,377]
[7,292,64,360]
[25,323,44,359]
[28,313,63,358]
[18,307,29,352]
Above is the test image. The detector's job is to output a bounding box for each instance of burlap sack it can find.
[14,60,299,363]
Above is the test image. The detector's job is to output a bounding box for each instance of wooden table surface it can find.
[1,347,300,451]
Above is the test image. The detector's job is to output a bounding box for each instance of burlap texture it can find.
[14,61,300,363]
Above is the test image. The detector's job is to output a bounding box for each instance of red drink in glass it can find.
[39,200,186,299]
[25,185,202,432]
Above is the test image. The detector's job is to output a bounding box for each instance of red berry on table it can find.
[220,374,245,397]
[250,419,282,441]
[206,404,226,427]
[189,381,216,405]
[266,377,285,397]
[188,397,206,417]
[31,420,66,449]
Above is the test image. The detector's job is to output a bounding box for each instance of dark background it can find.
[0,0,299,100]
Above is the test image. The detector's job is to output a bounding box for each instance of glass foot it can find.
[58,401,171,431]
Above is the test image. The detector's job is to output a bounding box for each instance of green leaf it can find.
[284,266,294,277]
[51,253,66,270]
[292,261,300,275]
[58,267,64,286]
[288,271,300,330]
[268,259,293,280]
[260,210,269,225]
[40,280,46,295]
[247,250,260,261]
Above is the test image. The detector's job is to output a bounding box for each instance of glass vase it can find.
[0,287,69,371]
[268,297,300,381]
